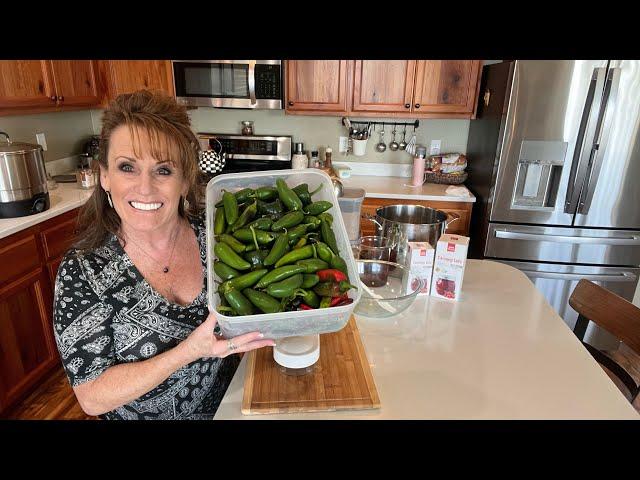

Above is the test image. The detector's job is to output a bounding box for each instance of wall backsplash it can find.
[0,110,95,163]
[187,108,470,165]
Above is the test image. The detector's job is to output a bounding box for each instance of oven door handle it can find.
[519,269,637,282]
[248,61,257,106]
[494,229,640,246]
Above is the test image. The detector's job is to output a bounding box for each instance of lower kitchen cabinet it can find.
[0,208,79,416]
[359,197,472,238]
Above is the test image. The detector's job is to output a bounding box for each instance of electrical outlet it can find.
[36,133,47,151]
[339,136,349,153]
[430,140,441,155]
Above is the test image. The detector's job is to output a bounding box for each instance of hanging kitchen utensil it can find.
[405,124,417,155]
[399,124,408,150]
[389,125,399,151]
[375,125,387,152]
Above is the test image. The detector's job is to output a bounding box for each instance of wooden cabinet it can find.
[0,60,100,115]
[285,59,482,118]
[359,197,472,238]
[352,60,416,113]
[0,208,79,416]
[97,60,175,105]
[285,60,352,114]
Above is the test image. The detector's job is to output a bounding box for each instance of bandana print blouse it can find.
[52,217,239,420]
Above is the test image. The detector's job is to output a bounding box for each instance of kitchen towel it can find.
[445,185,472,197]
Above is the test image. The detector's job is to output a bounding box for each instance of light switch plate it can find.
[430,140,441,155]
[36,133,47,151]
[339,136,349,153]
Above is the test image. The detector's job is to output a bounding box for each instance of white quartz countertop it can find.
[341,175,476,202]
[214,260,639,420]
[0,183,93,240]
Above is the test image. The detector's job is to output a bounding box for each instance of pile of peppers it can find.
[213,179,355,316]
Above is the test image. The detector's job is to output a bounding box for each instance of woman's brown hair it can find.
[74,89,203,251]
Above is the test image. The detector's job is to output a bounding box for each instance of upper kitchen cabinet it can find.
[285,60,352,115]
[97,60,175,105]
[352,60,416,113]
[413,60,482,116]
[0,60,100,114]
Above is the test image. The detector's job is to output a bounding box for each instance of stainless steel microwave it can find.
[172,60,283,109]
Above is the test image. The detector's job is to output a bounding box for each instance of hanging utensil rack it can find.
[341,117,419,129]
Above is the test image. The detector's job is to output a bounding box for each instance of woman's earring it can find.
[183,196,190,210]
[106,190,114,208]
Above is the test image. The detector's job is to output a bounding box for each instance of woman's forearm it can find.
[73,341,197,416]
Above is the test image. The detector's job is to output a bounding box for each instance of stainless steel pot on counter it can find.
[366,205,459,265]
[0,131,50,218]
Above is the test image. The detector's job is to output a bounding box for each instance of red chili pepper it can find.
[335,298,353,307]
[317,268,347,283]
[330,293,349,307]
[299,303,314,310]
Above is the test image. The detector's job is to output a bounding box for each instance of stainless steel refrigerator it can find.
[466,60,640,350]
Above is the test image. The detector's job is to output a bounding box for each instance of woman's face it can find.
[100,125,188,235]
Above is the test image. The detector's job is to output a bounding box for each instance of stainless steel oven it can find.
[173,60,283,109]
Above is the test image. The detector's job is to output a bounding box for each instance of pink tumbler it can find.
[411,156,426,186]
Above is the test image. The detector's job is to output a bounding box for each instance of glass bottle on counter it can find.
[310,151,320,168]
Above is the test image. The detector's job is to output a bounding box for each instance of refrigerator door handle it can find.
[519,270,637,282]
[578,67,621,214]
[494,229,640,245]
[564,67,608,214]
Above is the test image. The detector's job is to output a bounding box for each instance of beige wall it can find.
[0,110,95,163]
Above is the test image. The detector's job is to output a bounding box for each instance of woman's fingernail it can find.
[271,342,277,346]
[258,333,264,338]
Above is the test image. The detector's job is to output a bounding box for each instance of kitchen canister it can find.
[352,139,367,156]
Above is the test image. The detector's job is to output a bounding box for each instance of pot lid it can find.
[0,131,43,154]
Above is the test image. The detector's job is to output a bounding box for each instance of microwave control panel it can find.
[255,64,282,100]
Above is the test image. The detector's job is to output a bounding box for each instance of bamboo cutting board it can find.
[241,315,380,415]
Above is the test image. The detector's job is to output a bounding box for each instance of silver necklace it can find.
[125,221,182,275]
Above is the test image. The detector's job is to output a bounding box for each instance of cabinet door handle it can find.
[414,103,421,109]
[288,101,294,106]
[50,95,57,102]
[58,95,64,102]
[404,103,410,108]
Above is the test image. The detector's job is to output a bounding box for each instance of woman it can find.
[52,90,274,420]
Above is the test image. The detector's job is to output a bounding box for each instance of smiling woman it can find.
[51,90,274,420]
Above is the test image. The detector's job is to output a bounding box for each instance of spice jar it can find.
[241,121,254,136]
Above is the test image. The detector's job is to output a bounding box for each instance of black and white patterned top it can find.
[52,216,239,420]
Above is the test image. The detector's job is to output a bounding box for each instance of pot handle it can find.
[363,212,383,230]
[445,212,460,231]
[0,131,10,143]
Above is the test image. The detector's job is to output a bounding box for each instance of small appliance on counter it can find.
[0,131,50,218]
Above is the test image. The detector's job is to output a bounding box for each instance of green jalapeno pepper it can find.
[303,215,321,230]
[294,288,320,308]
[301,273,320,289]
[243,249,269,270]
[320,218,340,255]
[231,201,257,232]
[232,228,275,245]
[266,273,304,299]
[315,241,335,262]
[223,288,254,316]
[271,210,305,231]
[214,260,240,281]
[286,224,308,245]
[317,212,333,225]
[304,201,333,216]
[216,188,255,208]
[222,191,239,225]
[319,296,332,309]
[257,199,284,216]
[218,233,247,254]
[246,217,273,231]
[214,242,251,271]
[254,264,306,288]
[292,183,312,206]
[221,268,268,294]
[330,254,349,277]
[293,237,307,249]
[313,280,356,297]
[243,288,282,314]
[255,186,278,201]
[295,258,329,273]
[276,178,303,211]
[214,207,226,236]
[263,233,290,267]
[274,244,315,268]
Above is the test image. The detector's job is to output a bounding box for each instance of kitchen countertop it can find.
[0,183,93,240]
[214,260,639,420]
[341,175,476,202]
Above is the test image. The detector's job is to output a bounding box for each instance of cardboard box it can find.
[403,241,435,295]
[431,234,469,301]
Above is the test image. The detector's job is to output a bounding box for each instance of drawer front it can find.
[0,234,41,286]
[40,215,78,260]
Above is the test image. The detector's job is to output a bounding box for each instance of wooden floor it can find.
[4,345,640,419]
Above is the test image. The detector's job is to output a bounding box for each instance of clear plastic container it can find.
[337,187,365,242]
[206,169,362,339]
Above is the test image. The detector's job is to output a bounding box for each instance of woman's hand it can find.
[182,312,275,361]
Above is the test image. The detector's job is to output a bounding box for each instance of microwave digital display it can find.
[214,138,278,156]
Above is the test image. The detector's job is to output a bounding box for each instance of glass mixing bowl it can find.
[354,259,421,318]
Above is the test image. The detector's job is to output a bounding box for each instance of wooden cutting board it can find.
[241,315,380,415]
